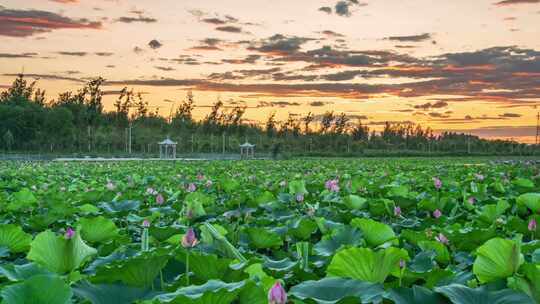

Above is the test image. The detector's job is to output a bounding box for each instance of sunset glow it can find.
[1,0,539,142]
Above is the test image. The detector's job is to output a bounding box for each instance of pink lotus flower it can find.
[394,206,402,217]
[435,233,449,245]
[529,218,537,232]
[186,183,197,193]
[197,173,205,181]
[296,194,304,202]
[156,193,164,204]
[432,177,442,189]
[325,179,340,192]
[106,181,116,191]
[64,227,75,240]
[146,187,157,195]
[475,174,484,181]
[185,208,193,220]
[399,258,406,269]
[268,281,287,304]
[467,197,476,205]
[433,209,442,218]
[142,219,151,228]
[182,227,199,248]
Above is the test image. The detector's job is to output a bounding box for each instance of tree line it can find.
[0,74,536,157]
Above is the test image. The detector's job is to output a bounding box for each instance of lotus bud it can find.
[435,233,449,245]
[529,218,537,232]
[64,227,74,240]
[268,281,287,304]
[142,219,151,228]
[182,227,199,248]
[432,177,442,189]
[156,193,164,204]
[187,183,197,193]
[394,206,402,217]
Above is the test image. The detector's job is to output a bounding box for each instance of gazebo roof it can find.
[239,142,255,148]
[159,138,177,145]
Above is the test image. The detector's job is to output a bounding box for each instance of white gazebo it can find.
[239,142,255,159]
[159,137,177,159]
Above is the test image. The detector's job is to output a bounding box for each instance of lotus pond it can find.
[0,158,540,304]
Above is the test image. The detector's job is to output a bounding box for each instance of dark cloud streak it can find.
[0,8,102,37]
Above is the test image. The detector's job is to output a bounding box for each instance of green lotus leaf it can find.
[435,284,534,304]
[351,218,397,247]
[408,250,436,273]
[400,229,429,246]
[254,191,275,205]
[343,195,367,210]
[517,193,540,213]
[78,216,119,243]
[289,218,318,240]
[222,178,240,192]
[78,203,101,214]
[263,256,298,272]
[513,178,535,190]
[176,250,236,281]
[244,263,275,292]
[418,241,450,264]
[0,274,73,304]
[200,223,227,245]
[238,280,266,304]
[289,180,308,195]
[388,185,409,198]
[183,193,208,218]
[73,280,158,304]
[148,226,180,242]
[0,263,51,282]
[289,277,385,304]
[507,263,540,303]
[472,237,524,283]
[314,226,363,256]
[447,226,497,251]
[246,227,283,249]
[99,200,140,214]
[150,280,245,304]
[90,249,169,287]
[27,229,97,274]
[326,247,408,283]
[478,200,510,223]
[185,192,212,205]
[8,188,37,211]
[0,224,32,253]
[387,285,446,304]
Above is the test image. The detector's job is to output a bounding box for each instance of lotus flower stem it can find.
[203,223,247,262]
[141,228,149,251]
[185,250,190,285]
[141,220,150,251]
[296,242,310,271]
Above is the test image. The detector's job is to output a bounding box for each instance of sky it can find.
[0,0,539,142]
